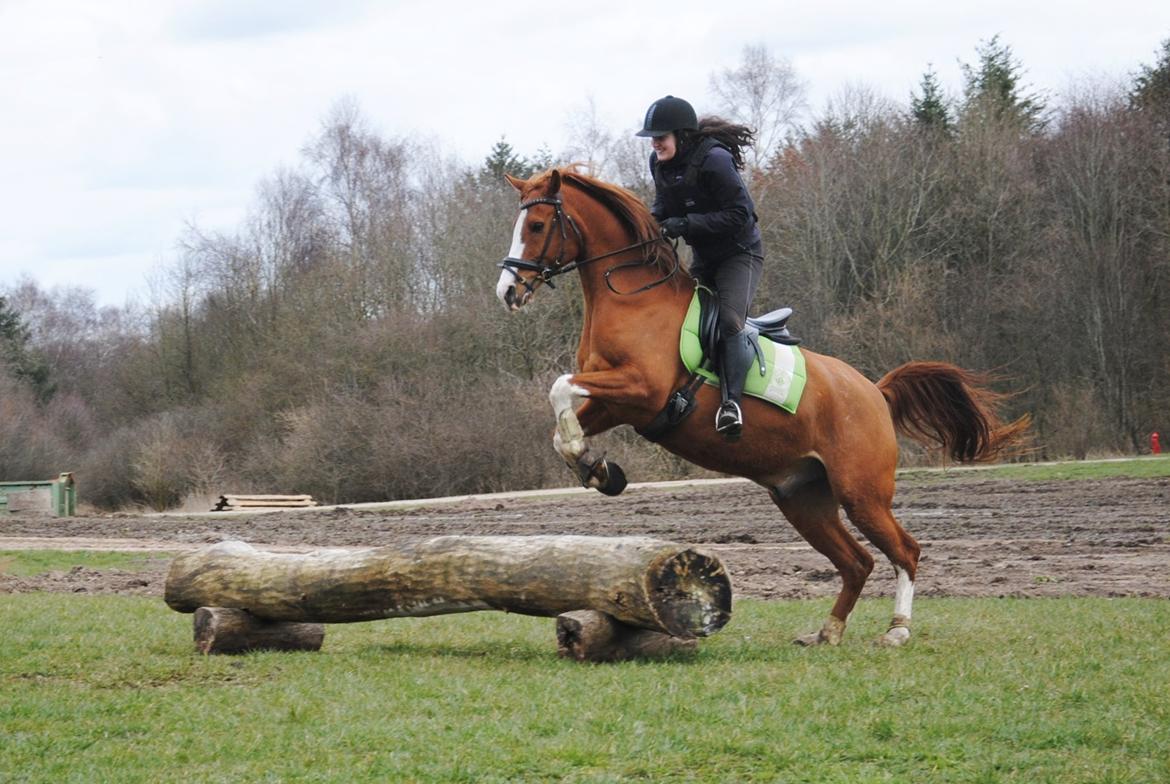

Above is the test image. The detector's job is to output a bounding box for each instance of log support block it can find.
[194,607,325,655]
[556,610,698,663]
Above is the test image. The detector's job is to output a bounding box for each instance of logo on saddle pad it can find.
[679,289,807,414]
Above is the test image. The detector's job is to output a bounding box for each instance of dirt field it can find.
[1,474,1167,601]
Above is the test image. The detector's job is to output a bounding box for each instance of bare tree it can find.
[709,44,806,169]
[1041,86,1170,446]
[760,85,948,326]
[303,98,419,318]
[609,132,655,196]
[562,95,614,176]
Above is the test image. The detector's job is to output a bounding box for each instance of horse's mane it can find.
[532,166,679,278]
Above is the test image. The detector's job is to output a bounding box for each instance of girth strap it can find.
[636,369,707,442]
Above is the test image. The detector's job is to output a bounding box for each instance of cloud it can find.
[167,0,374,42]
[3,0,1170,307]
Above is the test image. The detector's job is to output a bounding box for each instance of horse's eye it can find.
[529,221,545,233]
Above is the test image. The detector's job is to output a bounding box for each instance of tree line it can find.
[3,37,1168,510]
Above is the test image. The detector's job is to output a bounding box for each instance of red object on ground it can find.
[1152,432,1162,455]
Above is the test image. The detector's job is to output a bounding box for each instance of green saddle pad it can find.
[679,289,807,414]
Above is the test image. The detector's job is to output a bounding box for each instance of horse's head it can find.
[496,169,583,311]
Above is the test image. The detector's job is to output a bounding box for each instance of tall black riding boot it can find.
[716,328,754,441]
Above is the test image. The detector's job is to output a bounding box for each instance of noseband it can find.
[498,195,678,296]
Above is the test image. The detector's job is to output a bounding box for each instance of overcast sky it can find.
[2,0,1168,308]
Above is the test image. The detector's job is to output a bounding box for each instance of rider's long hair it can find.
[677,117,756,170]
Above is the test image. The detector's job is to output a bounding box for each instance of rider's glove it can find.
[660,216,688,239]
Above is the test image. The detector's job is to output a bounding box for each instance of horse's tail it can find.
[876,361,1030,463]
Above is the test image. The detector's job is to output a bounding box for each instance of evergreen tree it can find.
[480,136,537,184]
[910,65,952,134]
[530,144,555,174]
[960,35,1046,132]
[0,296,53,401]
[1130,37,1170,136]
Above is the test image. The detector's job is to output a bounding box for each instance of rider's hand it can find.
[660,216,688,239]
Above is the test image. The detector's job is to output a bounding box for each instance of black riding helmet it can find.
[635,95,698,137]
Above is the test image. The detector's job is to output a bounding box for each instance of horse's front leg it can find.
[549,370,648,496]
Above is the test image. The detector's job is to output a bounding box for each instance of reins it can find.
[498,195,679,296]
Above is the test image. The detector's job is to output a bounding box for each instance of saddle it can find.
[638,287,804,441]
[696,287,800,376]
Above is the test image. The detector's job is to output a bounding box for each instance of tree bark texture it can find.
[193,607,325,655]
[165,536,732,638]
[556,610,698,662]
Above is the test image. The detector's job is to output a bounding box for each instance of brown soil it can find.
[1,475,1167,601]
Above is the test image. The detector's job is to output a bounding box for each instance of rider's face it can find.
[651,132,677,162]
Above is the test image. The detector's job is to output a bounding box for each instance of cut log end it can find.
[650,549,732,638]
[556,610,698,663]
[193,607,325,655]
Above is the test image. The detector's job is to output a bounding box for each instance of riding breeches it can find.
[690,241,764,337]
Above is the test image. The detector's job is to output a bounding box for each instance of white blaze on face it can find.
[496,208,528,306]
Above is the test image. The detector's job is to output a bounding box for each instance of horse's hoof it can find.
[793,616,846,646]
[875,631,907,650]
[597,461,627,496]
[793,630,843,646]
[875,616,910,647]
[876,627,911,648]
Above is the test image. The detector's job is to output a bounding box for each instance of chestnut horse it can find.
[496,168,1026,647]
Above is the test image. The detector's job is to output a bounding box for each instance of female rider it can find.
[636,95,762,440]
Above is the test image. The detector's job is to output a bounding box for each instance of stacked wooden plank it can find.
[212,494,317,512]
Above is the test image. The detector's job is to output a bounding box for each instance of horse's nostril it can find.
[504,287,516,307]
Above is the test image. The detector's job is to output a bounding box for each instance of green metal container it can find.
[0,472,76,516]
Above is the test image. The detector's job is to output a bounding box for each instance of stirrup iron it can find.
[715,401,743,441]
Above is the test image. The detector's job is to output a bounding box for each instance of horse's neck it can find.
[573,202,689,309]
[576,255,687,307]
[573,214,693,364]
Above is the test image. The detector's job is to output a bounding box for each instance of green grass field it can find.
[2,458,1167,781]
[0,550,163,577]
[1,594,1167,783]
[896,454,1170,483]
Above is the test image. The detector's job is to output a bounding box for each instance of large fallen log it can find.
[165,536,731,638]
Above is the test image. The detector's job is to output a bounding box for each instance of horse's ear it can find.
[504,173,526,192]
[547,169,562,196]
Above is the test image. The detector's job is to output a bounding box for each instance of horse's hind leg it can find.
[841,497,921,647]
[771,480,874,646]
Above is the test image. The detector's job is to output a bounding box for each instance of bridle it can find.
[498,195,679,296]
